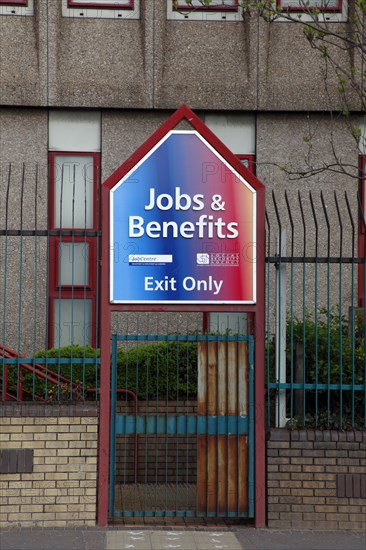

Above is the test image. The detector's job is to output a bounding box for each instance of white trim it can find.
[109,130,257,305]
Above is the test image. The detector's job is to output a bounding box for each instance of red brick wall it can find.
[267,429,366,530]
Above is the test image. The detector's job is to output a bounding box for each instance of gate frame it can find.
[98,105,266,527]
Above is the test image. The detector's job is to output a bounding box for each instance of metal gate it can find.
[108,333,254,520]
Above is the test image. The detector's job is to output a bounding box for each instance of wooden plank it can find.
[227,342,238,416]
[217,342,227,514]
[228,435,238,514]
[238,341,248,417]
[197,435,207,513]
[238,435,248,513]
[217,435,228,514]
[198,342,207,416]
[217,341,227,416]
[207,342,217,416]
[207,435,218,513]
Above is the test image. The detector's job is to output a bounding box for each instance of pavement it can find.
[0,527,365,550]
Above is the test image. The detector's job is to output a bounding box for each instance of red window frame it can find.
[48,152,99,232]
[53,237,96,291]
[0,1,28,5]
[48,152,100,348]
[67,0,134,8]
[237,154,256,175]
[175,0,239,11]
[276,0,343,12]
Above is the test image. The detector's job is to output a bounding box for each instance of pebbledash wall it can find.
[0,403,98,528]
[267,429,366,531]
[1,403,365,529]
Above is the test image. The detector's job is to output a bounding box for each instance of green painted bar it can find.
[115,415,249,436]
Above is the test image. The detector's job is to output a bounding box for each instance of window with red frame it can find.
[0,0,33,15]
[174,0,239,11]
[48,153,100,348]
[277,0,343,11]
[359,154,365,307]
[67,0,134,7]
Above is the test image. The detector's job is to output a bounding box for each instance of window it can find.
[63,0,139,18]
[168,0,242,21]
[48,153,100,348]
[68,0,134,6]
[0,0,33,16]
[278,0,342,12]
[175,0,239,11]
[276,0,347,21]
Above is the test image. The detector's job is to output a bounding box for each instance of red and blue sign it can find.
[109,130,256,304]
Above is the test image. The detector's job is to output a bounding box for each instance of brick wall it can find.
[267,429,366,531]
[0,403,98,528]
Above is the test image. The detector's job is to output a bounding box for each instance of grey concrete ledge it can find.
[0,402,99,417]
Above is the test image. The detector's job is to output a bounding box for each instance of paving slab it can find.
[1,526,365,550]
[106,530,243,550]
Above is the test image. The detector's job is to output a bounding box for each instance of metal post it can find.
[275,230,287,427]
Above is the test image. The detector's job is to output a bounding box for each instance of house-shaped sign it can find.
[103,105,265,305]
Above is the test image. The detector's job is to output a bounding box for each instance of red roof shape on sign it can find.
[102,104,265,192]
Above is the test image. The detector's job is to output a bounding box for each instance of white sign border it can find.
[109,130,257,305]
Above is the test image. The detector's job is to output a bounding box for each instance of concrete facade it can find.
[0,0,365,530]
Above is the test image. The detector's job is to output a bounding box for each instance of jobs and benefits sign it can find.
[110,131,256,304]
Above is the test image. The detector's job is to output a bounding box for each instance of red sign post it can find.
[97,105,266,527]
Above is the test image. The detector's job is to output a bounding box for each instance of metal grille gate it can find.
[108,334,254,520]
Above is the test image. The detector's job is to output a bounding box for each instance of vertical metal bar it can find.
[248,337,255,518]
[69,162,77,399]
[238,339,248,515]
[275,228,287,427]
[1,164,11,400]
[94,158,101,396]
[97,182,111,527]
[309,191,319,426]
[217,339,227,514]
[32,165,39,401]
[206,341,218,515]
[334,191,343,428]
[56,162,65,400]
[197,341,207,515]
[285,191,295,420]
[272,191,284,427]
[108,334,117,518]
[16,164,26,401]
[265,209,271,426]
[320,191,331,426]
[358,190,366,427]
[298,191,307,423]
[82,162,88,400]
[345,192,355,426]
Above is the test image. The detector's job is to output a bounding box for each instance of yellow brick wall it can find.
[0,409,98,527]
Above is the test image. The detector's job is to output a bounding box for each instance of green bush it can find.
[116,341,198,400]
[7,341,198,401]
[267,308,365,429]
